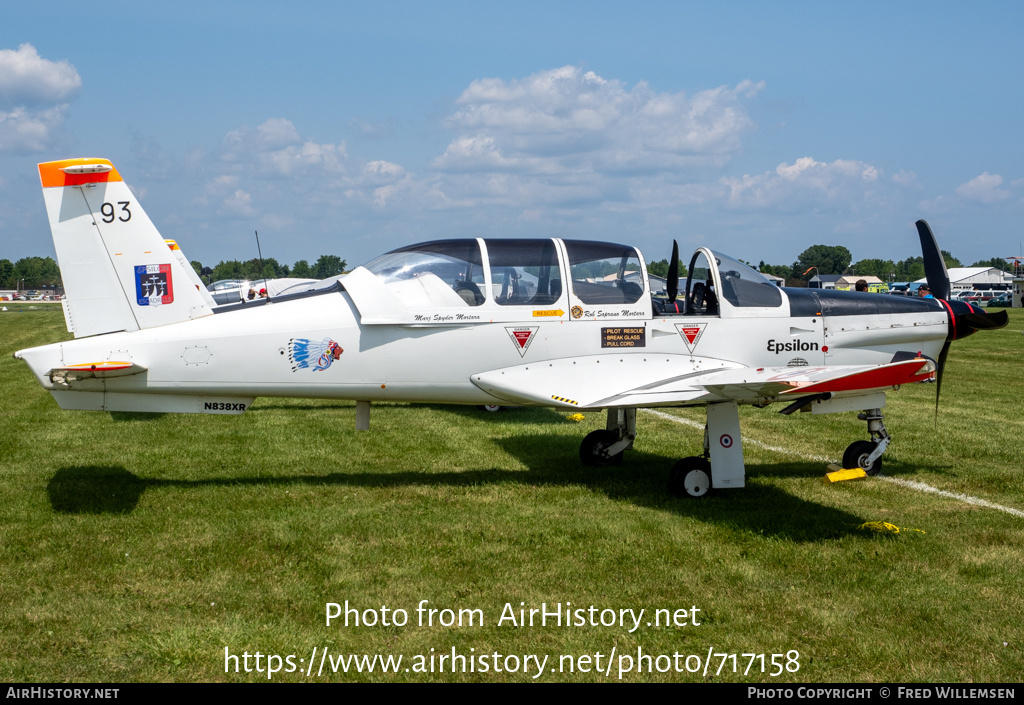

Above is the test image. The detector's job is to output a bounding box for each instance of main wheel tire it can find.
[579,430,623,467]
[668,456,712,498]
[843,440,882,476]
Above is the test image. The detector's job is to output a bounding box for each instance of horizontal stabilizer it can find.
[48,361,147,385]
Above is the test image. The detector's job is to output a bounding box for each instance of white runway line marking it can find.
[876,476,1024,518]
[642,408,1024,519]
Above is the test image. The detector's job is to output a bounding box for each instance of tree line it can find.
[190,255,347,285]
[2,246,1015,291]
[757,245,1015,287]
[0,255,347,290]
[0,257,62,290]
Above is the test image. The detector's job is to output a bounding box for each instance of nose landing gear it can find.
[842,408,889,476]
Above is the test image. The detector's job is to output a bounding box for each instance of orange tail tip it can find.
[38,159,123,188]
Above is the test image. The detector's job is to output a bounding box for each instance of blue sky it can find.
[2,1,1023,272]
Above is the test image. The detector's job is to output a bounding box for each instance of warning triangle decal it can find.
[506,326,539,357]
[675,323,707,353]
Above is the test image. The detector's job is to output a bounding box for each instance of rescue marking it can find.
[506,327,539,357]
[641,408,1024,519]
[675,323,706,353]
[601,327,645,348]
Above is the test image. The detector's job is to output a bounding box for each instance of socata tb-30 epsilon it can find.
[14,159,1008,498]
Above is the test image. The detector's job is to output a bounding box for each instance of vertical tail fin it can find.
[39,158,213,337]
[164,239,218,308]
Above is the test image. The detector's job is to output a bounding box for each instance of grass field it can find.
[1,305,1022,682]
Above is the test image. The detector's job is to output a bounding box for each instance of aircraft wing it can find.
[471,355,935,409]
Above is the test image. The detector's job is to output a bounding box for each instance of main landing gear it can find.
[579,409,636,467]
[579,402,746,499]
[842,408,890,476]
[578,403,892,497]
[667,456,711,498]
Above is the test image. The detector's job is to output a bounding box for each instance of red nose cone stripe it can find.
[938,298,957,340]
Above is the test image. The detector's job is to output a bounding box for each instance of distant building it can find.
[835,275,887,293]
[807,274,843,290]
[913,267,1012,293]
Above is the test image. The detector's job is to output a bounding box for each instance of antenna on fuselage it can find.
[255,230,269,301]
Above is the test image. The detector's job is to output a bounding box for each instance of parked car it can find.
[986,293,1012,307]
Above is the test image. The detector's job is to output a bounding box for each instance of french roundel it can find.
[720,434,733,448]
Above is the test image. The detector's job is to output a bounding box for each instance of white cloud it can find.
[0,44,81,105]
[197,118,420,222]
[0,44,79,153]
[892,170,918,187]
[197,174,255,217]
[0,105,69,152]
[222,189,255,216]
[434,66,763,181]
[221,118,348,176]
[955,172,1010,203]
[722,157,881,210]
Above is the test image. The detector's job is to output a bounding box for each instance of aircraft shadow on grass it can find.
[47,451,871,543]
[245,402,571,426]
[109,412,165,422]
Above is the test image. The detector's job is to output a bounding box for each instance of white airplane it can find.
[15,158,1008,498]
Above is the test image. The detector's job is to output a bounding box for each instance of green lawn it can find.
[1,306,1022,682]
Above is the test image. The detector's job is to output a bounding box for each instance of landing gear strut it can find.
[842,408,889,476]
[579,409,635,467]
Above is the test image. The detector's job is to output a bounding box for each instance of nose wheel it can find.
[843,408,889,476]
[843,440,882,476]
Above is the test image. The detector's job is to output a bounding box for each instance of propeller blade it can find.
[667,240,679,303]
[958,310,1009,330]
[934,340,950,420]
[915,219,951,300]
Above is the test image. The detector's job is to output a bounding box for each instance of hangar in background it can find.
[914,267,1012,294]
